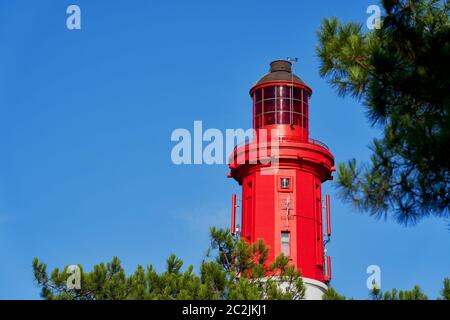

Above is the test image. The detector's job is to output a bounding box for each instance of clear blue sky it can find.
[0,0,448,299]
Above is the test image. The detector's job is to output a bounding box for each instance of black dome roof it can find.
[254,60,306,86]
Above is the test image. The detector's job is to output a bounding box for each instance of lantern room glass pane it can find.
[264,113,276,125]
[303,93,309,104]
[277,86,291,98]
[293,87,301,100]
[264,99,276,113]
[277,112,291,124]
[255,89,263,102]
[264,86,275,99]
[277,98,291,112]
[255,115,262,128]
[255,101,262,116]
[293,113,302,127]
[293,99,301,113]
[253,85,309,129]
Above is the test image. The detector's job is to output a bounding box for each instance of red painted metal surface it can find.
[324,256,332,282]
[231,194,236,235]
[228,61,335,284]
[326,194,331,237]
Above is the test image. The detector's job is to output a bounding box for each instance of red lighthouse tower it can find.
[228,60,335,299]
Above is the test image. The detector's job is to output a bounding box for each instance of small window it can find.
[281,232,290,257]
[280,178,290,189]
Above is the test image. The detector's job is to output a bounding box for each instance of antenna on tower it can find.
[287,57,299,125]
[286,57,299,84]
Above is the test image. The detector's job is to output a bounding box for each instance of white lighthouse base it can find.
[302,277,328,300]
[278,277,327,300]
[261,276,328,300]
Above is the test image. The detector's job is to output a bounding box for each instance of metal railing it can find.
[307,138,329,150]
[233,137,329,151]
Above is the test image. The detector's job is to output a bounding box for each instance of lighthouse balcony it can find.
[232,136,329,152]
[228,136,335,184]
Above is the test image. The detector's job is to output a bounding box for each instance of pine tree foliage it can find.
[370,285,428,300]
[32,227,305,300]
[317,0,450,225]
[439,277,450,300]
[324,278,450,300]
[322,286,347,300]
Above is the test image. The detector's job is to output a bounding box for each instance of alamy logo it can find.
[366,265,381,290]
[66,265,81,290]
[170,121,280,175]
[66,5,81,30]
[366,5,382,30]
